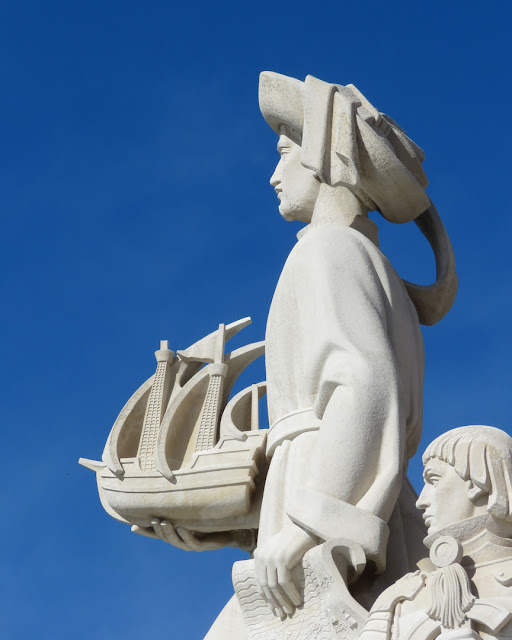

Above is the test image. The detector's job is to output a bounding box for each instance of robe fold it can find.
[262,220,425,571]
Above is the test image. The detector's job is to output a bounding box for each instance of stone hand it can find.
[147,518,234,551]
[254,519,317,618]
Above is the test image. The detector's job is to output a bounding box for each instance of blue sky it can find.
[1,1,511,638]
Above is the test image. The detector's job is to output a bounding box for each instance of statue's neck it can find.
[309,184,379,246]
[425,515,512,566]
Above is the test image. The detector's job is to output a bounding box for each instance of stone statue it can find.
[361,425,512,640]
[205,72,458,637]
[80,72,460,640]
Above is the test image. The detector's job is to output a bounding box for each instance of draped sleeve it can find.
[276,224,420,570]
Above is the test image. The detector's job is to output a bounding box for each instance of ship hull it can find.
[96,431,266,530]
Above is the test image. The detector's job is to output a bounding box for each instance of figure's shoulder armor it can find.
[372,570,426,612]
[473,555,512,596]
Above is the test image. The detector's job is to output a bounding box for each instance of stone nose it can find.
[416,486,429,510]
[270,159,282,187]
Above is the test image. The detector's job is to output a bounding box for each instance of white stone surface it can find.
[80,71,467,640]
[246,72,438,626]
[80,317,267,549]
[259,71,458,327]
[362,425,512,640]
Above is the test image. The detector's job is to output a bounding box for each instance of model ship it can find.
[80,317,267,537]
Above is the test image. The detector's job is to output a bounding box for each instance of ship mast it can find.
[194,324,227,452]
[137,340,174,471]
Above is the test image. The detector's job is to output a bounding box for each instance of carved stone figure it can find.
[361,425,512,640]
[205,73,458,637]
[80,72,460,640]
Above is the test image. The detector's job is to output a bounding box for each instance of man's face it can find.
[270,133,320,223]
[416,458,480,535]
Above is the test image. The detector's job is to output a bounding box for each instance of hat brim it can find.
[259,71,304,136]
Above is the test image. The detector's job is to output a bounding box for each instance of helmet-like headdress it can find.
[259,72,458,326]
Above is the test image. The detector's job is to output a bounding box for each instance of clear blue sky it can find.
[1,1,511,638]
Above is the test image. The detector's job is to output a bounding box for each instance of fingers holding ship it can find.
[132,518,242,551]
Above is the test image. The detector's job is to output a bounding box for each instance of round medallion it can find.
[429,535,463,568]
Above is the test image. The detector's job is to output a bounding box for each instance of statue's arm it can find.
[287,230,407,569]
[255,229,411,613]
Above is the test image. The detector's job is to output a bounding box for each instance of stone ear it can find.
[467,481,487,502]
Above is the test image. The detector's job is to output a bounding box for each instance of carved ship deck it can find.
[80,318,267,534]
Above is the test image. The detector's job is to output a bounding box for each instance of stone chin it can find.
[278,204,310,224]
[278,204,293,221]
[423,514,493,549]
